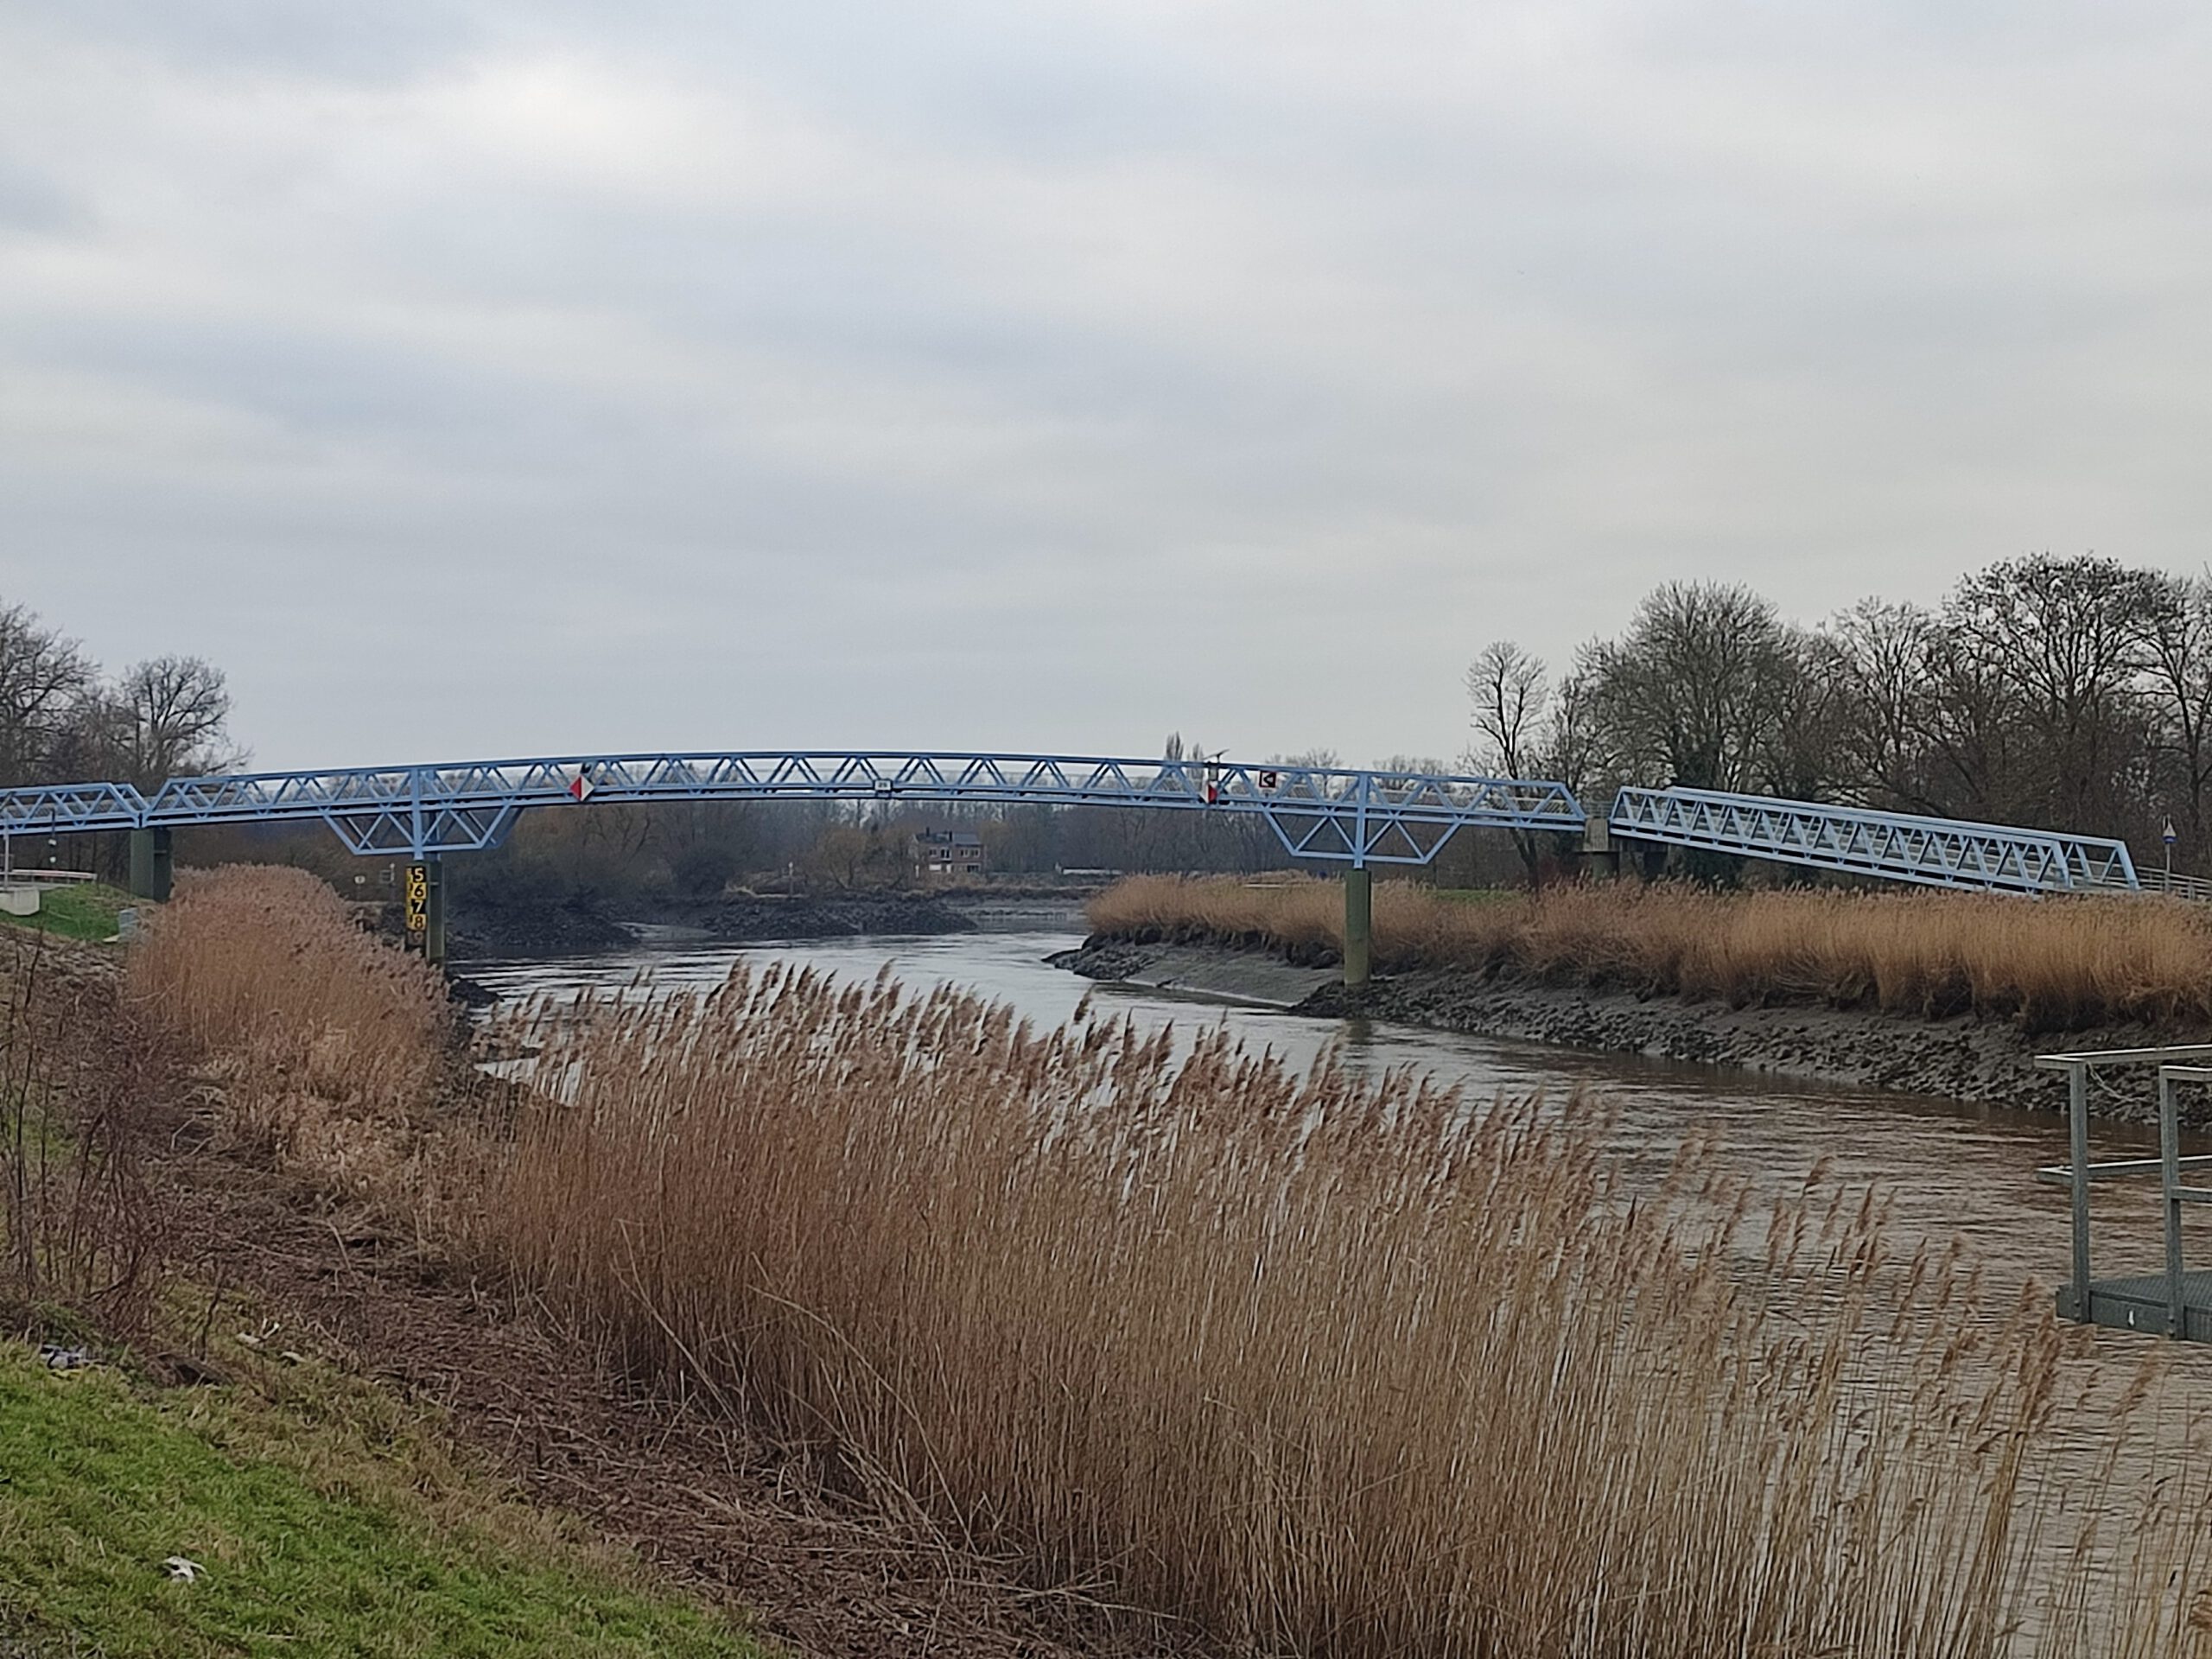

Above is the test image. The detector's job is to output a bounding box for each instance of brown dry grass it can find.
[1089,875,2212,1033]
[126,865,461,1215]
[475,963,2212,1657]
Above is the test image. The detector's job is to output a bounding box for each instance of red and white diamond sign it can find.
[568,770,596,803]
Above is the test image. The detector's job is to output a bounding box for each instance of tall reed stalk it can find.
[479,963,2201,1656]
[1089,875,2212,1032]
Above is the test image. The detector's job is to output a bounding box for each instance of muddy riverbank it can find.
[1052,938,2202,1122]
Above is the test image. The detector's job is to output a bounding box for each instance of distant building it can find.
[912,828,985,880]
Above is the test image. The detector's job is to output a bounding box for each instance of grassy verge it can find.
[0,1338,762,1657]
[0,881,135,943]
[1087,873,2212,1032]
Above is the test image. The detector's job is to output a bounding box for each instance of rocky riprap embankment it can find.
[1052,937,2202,1122]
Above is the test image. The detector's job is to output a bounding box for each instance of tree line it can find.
[1467,554,2212,868]
[0,598,239,794]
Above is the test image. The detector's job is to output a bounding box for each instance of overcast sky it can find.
[5,2,2211,773]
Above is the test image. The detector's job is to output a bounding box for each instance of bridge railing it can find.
[2127,868,2212,904]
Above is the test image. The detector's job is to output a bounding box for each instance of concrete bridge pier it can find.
[1579,815,1621,878]
[1344,866,1372,988]
[127,827,173,902]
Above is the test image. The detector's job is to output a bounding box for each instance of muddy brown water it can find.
[472,930,2212,1640]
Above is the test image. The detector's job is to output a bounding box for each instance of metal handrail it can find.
[2035,1047,2212,1338]
[2132,868,2212,903]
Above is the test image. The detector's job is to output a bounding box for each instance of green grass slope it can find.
[0,1344,762,1658]
[0,881,135,943]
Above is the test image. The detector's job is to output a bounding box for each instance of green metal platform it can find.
[2057,1271,2212,1341]
[2037,1046,2212,1344]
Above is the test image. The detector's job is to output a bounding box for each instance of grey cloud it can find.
[5,3,2212,772]
[38,1,487,79]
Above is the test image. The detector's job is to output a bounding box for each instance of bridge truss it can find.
[0,752,1587,867]
[1610,787,2139,894]
[0,754,2158,897]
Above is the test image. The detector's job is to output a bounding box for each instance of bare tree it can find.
[116,654,238,788]
[1372,753,1450,781]
[1580,582,1808,794]
[1827,601,1943,811]
[2138,570,2212,860]
[0,601,96,786]
[1465,641,1555,881]
[1540,659,1603,802]
[1942,554,2158,829]
[1465,642,1548,779]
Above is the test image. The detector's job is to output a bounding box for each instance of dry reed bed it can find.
[123,870,2212,1654]
[126,865,456,1207]
[1089,876,2212,1032]
[479,965,2210,1657]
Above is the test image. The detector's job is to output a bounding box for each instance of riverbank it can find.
[1063,876,2212,1121]
[1050,937,2192,1120]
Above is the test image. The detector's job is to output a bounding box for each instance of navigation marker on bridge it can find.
[568,769,596,804]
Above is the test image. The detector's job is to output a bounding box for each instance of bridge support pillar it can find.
[1578,815,1620,879]
[1343,867,1372,989]
[127,827,173,902]
[423,855,447,969]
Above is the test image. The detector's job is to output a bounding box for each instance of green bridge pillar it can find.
[1343,866,1372,989]
[127,827,173,902]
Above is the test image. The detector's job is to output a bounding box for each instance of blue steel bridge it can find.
[0,747,2153,976]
